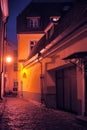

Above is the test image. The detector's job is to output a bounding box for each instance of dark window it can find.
[14,50,18,57]
[14,63,18,71]
[14,81,18,87]
[27,17,40,29]
[13,81,18,91]
[63,5,70,11]
[30,41,37,50]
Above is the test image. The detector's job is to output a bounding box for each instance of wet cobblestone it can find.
[0,97,87,130]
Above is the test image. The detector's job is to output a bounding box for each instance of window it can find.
[14,50,18,57]
[30,41,37,50]
[13,81,18,91]
[27,17,40,29]
[14,63,18,71]
[63,5,70,11]
[14,81,18,87]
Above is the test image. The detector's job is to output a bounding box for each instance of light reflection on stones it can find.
[0,98,86,130]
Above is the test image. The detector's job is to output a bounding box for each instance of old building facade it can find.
[4,40,18,95]
[17,1,87,116]
[0,0,9,98]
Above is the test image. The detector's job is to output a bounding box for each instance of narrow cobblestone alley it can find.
[0,97,87,130]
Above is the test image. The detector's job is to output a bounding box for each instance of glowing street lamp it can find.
[6,56,12,63]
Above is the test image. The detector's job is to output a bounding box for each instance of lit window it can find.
[27,17,40,29]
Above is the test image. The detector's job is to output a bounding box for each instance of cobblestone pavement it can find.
[0,97,87,130]
[0,99,6,116]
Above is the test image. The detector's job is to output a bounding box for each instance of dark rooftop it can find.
[28,2,87,59]
[17,2,72,34]
[18,2,72,17]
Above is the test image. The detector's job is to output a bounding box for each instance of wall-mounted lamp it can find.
[62,51,87,72]
[23,72,27,78]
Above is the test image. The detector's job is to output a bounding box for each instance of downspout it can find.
[37,53,45,104]
[0,20,5,100]
[0,0,9,99]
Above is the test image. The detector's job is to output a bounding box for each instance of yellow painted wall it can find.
[18,34,44,60]
[18,33,44,96]
[18,62,42,95]
[18,57,56,94]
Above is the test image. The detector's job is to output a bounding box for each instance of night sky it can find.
[7,0,31,45]
[7,0,75,45]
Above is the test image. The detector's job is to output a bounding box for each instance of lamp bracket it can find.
[67,58,83,71]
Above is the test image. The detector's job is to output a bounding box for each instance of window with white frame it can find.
[27,17,40,29]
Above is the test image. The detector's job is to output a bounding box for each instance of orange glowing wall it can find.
[17,33,44,95]
[18,34,44,60]
[20,34,87,106]
[18,57,51,94]
[22,63,41,92]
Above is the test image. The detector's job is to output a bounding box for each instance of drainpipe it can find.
[0,0,9,99]
[0,21,5,100]
[20,81,23,97]
[37,53,45,104]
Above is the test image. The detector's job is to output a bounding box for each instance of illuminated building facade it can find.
[4,40,18,95]
[17,1,87,116]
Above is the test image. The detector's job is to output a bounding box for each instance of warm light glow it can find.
[6,56,12,63]
[50,16,60,22]
[53,18,58,21]
[22,68,27,79]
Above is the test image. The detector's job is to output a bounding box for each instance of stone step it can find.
[76,116,87,127]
